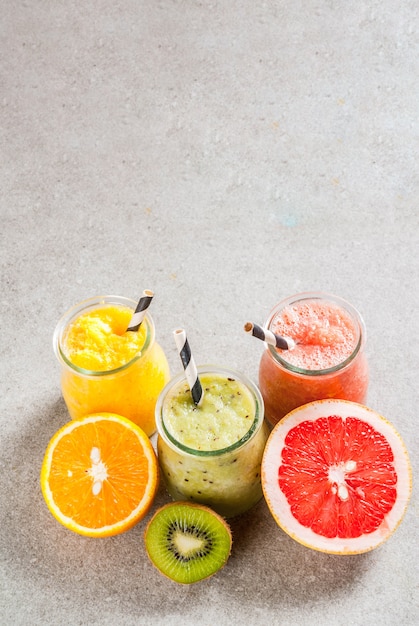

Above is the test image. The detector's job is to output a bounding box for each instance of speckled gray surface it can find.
[1,1,418,624]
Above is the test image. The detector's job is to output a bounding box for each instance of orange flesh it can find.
[278,416,397,538]
[48,420,152,529]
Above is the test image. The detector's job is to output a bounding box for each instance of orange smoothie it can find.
[54,296,170,436]
[259,293,369,426]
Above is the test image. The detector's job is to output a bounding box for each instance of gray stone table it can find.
[1,1,418,624]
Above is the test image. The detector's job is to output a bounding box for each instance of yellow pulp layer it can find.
[63,305,146,371]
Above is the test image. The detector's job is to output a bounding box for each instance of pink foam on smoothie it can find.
[270,299,358,370]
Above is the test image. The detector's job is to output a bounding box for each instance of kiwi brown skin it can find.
[144,501,232,585]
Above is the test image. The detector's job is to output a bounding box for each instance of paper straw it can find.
[126,290,154,332]
[244,322,296,350]
[173,329,203,406]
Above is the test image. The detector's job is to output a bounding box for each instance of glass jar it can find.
[156,365,269,518]
[259,292,369,426]
[53,295,170,436]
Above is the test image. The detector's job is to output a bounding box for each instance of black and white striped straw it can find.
[126,290,154,332]
[244,322,296,350]
[173,329,203,406]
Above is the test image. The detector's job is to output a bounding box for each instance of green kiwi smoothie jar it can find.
[155,365,269,518]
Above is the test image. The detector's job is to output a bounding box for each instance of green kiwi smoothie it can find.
[156,366,269,518]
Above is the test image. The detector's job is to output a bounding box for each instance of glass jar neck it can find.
[53,295,155,377]
[266,292,366,377]
[156,366,263,458]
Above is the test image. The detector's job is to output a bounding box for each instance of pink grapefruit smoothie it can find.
[259,294,369,426]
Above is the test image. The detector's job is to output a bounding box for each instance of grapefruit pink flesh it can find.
[262,399,411,554]
[278,415,397,539]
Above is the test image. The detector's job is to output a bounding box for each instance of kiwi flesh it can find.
[144,502,232,584]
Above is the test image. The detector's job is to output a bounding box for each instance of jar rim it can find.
[265,292,366,376]
[156,365,264,457]
[53,295,155,377]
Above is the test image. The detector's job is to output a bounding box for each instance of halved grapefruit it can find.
[262,399,411,554]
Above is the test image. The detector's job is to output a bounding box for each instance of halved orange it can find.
[262,399,412,554]
[40,413,159,537]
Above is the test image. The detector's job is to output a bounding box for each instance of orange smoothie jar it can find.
[259,292,369,426]
[53,295,170,436]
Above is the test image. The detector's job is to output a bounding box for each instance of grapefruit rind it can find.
[40,413,159,537]
[261,399,412,554]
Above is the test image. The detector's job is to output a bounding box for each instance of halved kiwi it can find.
[144,502,232,584]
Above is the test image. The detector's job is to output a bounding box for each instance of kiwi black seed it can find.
[144,502,232,584]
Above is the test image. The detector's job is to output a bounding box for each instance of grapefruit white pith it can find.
[261,399,411,554]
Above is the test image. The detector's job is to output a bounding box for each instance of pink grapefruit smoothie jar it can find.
[258,292,369,426]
